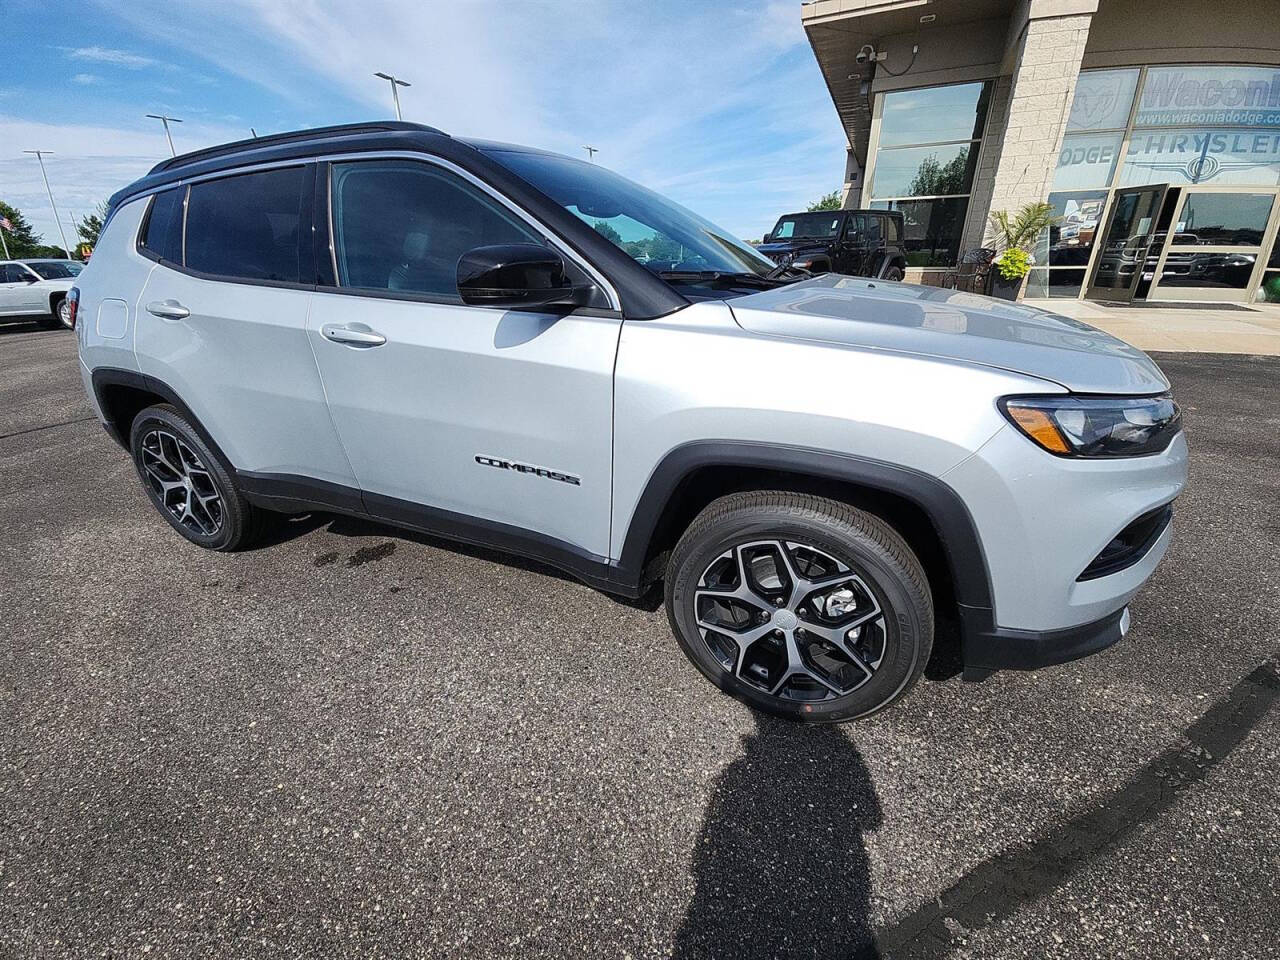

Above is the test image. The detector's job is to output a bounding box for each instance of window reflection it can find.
[1158,252,1257,288]
[1170,193,1273,246]
[878,83,990,147]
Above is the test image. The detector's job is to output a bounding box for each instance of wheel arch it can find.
[616,441,994,619]
[91,368,235,469]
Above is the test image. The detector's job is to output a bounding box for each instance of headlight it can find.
[999,393,1181,458]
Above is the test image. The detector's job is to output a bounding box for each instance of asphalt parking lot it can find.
[2,323,1277,959]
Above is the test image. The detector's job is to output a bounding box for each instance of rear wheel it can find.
[36,294,64,330]
[129,404,269,551]
[665,492,933,723]
[56,295,73,329]
[884,265,904,282]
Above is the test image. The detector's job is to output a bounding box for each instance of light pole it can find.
[145,114,184,157]
[23,150,72,259]
[583,145,599,160]
[374,72,411,120]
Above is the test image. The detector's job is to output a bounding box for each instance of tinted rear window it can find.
[140,189,185,263]
[184,167,307,283]
[26,261,78,280]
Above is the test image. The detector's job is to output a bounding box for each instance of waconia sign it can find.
[1136,66,1280,128]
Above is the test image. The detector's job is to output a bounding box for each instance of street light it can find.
[583,145,599,160]
[23,150,73,259]
[145,113,184,157]
[374,72,411,121]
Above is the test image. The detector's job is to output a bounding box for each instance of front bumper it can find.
[960,605,1131,680]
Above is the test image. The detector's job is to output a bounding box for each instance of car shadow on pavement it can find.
[269,511,667,611]
[672,714,883,960]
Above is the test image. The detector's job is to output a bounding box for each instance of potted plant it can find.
[986,202,1058,301]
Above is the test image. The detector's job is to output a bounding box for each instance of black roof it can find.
[109,121,451,212]
[773,208,904,219]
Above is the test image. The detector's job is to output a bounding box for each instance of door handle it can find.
[321,323,387,347]
[145,299,190,320]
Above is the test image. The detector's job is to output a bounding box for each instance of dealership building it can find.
[802,0,1280,303]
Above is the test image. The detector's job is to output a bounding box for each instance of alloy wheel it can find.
[694,539,888,703]
[139,428,225,537]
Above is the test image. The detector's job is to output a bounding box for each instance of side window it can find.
[861,215,883,246]
[1,264,22,282]
[329,159,542,298]
[882,216,901,243]
[140,188,185,263]
[185,166,308,283]
[842,215,862,241]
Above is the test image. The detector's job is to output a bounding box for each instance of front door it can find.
[1085,184,1169,303]
[307,157,620,561]
[0,263,44,315]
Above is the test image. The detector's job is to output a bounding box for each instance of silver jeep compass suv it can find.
[72,123,1187,722]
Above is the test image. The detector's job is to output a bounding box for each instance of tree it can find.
[76,201,111,252]
[592,220,622,244]
[806,191,841,212]
[905,149,971,198]
[0,201,44,259]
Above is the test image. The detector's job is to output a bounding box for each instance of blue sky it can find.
[3,0,846,249]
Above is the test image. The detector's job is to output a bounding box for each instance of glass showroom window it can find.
[867,81,991,268]
[1027,68,1139,298]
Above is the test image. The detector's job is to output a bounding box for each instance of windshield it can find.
[768,213,843,241]
[26,261,81,280]
[482,148,774,278]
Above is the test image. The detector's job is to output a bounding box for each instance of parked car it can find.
[0,258,81,328]
[72,123,1186,722]
[758,209,908,280]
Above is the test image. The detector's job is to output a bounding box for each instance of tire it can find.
[55,295,74,329]
[36,295,64,330]
[884,265,904,282]
[129,404,269,551]
[666,491,933,723]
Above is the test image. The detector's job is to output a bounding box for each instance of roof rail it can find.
[149,121,447,174]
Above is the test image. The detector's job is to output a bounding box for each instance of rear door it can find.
[306,156,621,560]
[135,165,357,488]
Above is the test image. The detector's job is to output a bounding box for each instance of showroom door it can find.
[1145,188,1280,303]
[1084,184,1169,303]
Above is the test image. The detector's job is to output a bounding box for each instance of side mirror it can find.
[456,243,590,308]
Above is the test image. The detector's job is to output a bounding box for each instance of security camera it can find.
[855,44,876,65]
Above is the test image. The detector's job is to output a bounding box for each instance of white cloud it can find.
[72,73,105,86]
[0,114,245,246]
[65,45,157,69]
[92,0,846,237]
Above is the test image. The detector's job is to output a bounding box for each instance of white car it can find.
[0,259,82,328]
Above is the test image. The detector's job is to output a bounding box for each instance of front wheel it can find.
[665,492,933,723]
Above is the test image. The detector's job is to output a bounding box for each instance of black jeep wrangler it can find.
[758,208,908,280]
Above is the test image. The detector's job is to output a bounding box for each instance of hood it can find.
[757,239,828,261]
[34,278,74,292]
[728,274,1169,395]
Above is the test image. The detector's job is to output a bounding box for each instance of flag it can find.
[0,217,11,232]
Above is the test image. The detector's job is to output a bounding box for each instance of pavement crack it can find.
[872,655,1280,959]
[0,415,96,441]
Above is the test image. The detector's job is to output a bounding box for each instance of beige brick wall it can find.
[968,12,1094,249]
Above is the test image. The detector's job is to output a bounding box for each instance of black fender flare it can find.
[90,367,236,470]
[615,440,995,615]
